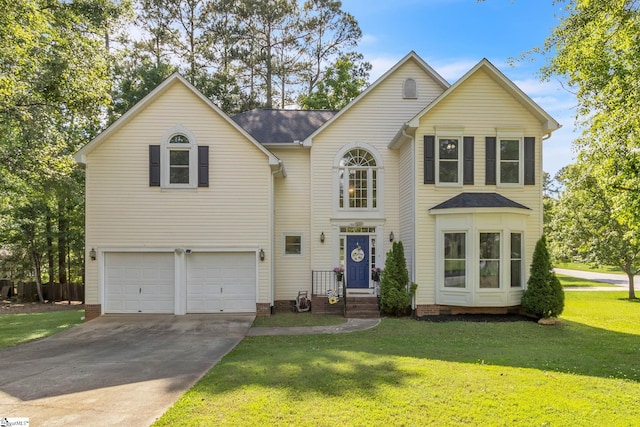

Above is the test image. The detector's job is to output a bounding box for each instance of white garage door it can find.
[187,252,256,313]
[105,252,175,314]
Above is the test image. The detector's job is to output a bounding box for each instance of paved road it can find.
[555,268,638,291]
[0,314,254,427]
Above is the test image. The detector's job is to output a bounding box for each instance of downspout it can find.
[269,160,284,313]
[404,129,417,311]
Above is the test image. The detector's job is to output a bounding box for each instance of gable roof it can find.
[231,109,337,144]
[74,73,281,170]
[408,58,560,133]
[302,51,450,145]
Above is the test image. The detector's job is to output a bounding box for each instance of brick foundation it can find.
[84,304,102,321]
[256,303,272,317]
[274,299,296,313]
[415,304,522,317]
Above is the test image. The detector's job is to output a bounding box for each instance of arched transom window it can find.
[339,148,377,209]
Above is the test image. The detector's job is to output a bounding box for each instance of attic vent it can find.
[403,78,417,99]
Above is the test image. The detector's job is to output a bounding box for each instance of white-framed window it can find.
[338,148,378,209]
[162,127,198,188]
[510,232,523,287]
[437,137,462,185]
[498,138,523,185]
[479,232,501,289]
[284,234,302,256]
[444,232,466,288]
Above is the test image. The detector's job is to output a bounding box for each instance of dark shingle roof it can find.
[231,109,337,144]
[431,193,530,210]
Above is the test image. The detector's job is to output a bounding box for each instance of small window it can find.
[510,233,523,287]
[170,134,189,144]
[444,232,466,288]
[479,232,500,289]
[284,235,302,255]
[437,138,461,184]
[499,139,522,184]
[403,78,417,99]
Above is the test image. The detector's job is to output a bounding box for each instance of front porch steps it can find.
[345,296,380,318]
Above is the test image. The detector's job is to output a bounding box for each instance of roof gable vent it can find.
[403,78,417,99]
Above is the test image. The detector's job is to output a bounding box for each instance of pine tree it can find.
[380,241,417,316]
[521,236,565,319]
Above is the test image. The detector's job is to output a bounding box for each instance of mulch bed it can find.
[0,300,84,315]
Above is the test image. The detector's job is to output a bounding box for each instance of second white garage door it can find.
[187,252,256,313]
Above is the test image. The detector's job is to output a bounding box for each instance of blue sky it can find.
[341,0,576,177]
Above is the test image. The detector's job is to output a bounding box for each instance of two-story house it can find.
[75,51,559,320]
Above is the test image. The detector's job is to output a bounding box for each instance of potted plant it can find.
[371,267,381,282]
[333,266,344,282]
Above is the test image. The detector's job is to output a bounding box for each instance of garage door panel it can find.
[105,253,175,314]
[187,253,256,313]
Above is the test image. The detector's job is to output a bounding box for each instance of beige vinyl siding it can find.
[84,81,272,305]
[310,59,447,270]
[271,148,311,300]
[399,139,415,281]
[414,68,546,306]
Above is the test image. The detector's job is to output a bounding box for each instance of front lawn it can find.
[0,310,85,348]
[155,292,640,426]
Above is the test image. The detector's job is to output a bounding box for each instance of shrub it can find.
[521,236,565,318]
[380,241,417,316]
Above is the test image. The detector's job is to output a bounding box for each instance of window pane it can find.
[285,235,301,255]
[500,162,519,183]
[439,161,459,183]
[170,167,189,184]
[439,139,458,159]
[479,260,500,288]
[444,260,466,288]
[170,134,189,144]
[479,233,500,258]
[349,169,368,208]
[444,233,466,288]
[511,233,523,287]
[170,150,189,166]
[500,140,519,160]
[479,233,500,289]
[511,260,522,288]
[510,233,522,258]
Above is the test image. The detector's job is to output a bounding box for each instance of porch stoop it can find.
[345,296,380,318]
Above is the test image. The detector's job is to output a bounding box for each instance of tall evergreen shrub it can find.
[380,241,417,316]
[521,236,565,318]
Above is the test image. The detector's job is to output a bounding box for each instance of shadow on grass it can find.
[191,317,639,402]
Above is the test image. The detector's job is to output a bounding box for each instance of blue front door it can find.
[346,235,369,288]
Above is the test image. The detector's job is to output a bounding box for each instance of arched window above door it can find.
[338,148,378,209]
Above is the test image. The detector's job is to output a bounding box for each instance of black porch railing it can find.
[311,270,344,298]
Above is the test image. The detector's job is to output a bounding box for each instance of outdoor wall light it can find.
[259,248,265,261]
[389,231,395,242]
[89,248,96,261]
[320,232,325,243]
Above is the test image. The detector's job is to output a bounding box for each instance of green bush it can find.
[380,241,417,316]
[521,236,565,318]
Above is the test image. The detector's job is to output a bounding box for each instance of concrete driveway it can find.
[0,314,254,426]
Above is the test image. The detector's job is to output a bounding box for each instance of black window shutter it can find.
[463,136,474,185]
[149,145,160,186]
[524,137,535,185]
[198,145,209,187]
[424,135,435,184]
[485,137,496,185]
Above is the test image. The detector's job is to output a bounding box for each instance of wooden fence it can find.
[0,280,84,302]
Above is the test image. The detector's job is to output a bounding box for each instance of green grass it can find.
[155,292,640,426]
[252,312,346,327]
[0,310,85,348]
[556,274,617,287]
[555,261,624,274]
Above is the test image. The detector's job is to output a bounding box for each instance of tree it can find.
[299,52,370,110]
[549,163,639,299]
[379,241,417,316]
[521,236,565,319]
